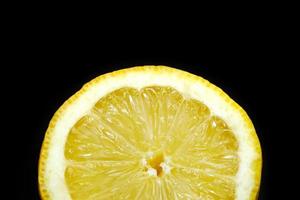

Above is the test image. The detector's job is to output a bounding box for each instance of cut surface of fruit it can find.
[39,66,262,200]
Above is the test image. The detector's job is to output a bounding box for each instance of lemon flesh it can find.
[65,86,239,199]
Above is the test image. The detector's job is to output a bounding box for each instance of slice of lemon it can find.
[39,66,262,200]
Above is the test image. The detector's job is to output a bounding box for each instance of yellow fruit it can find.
[39,66,262,200]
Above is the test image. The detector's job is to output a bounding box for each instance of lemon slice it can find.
[39,66,262,200]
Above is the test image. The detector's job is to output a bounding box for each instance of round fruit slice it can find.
[39,66,262,200]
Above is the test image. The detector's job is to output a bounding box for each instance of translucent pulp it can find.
[65,86,239,199]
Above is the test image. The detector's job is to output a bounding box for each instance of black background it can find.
[10,35,293,199]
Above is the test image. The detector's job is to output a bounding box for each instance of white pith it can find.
[43,66,260,200]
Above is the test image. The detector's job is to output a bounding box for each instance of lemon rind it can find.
[39,66,262,200]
